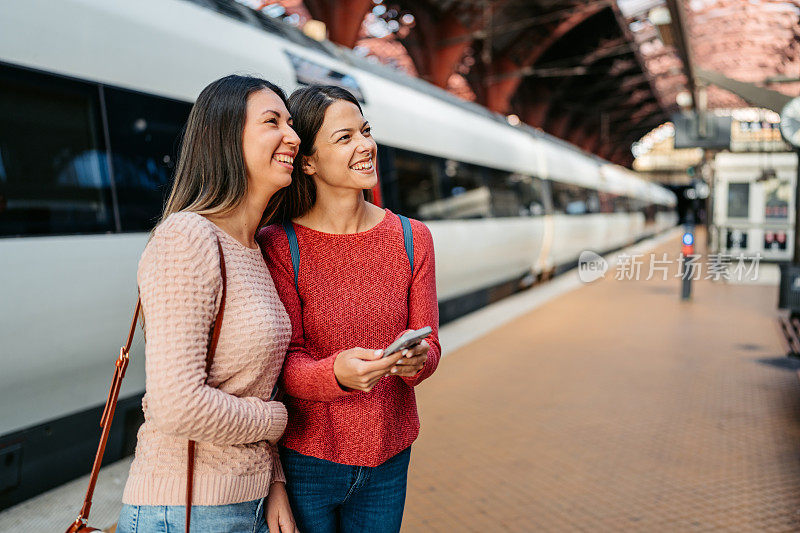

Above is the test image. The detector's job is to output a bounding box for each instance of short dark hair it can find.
[265,85,369,224]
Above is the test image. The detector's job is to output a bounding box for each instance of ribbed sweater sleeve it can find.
[258,227,354,402]
[139,214,287,445]
[401,220,441,386]
[270,445,285,484]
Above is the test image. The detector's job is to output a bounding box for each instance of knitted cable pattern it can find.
[123,212,291,506]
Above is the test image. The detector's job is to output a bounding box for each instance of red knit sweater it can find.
[257,209,440,467]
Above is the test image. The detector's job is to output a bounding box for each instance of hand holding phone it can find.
[382,327,432,358]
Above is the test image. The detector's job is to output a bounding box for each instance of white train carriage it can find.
[0,0,677,507]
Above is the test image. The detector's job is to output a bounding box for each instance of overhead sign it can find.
[672,112,732,149]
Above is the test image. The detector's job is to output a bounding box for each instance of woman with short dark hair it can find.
[258,85,441,533]
[117,75,300,533]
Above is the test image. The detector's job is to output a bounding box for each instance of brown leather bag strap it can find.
[70,300,141,532]
[186,238,227,533]
[69,237,226,533]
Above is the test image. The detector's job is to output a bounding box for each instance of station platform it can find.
[403,229,798,532]
[1,229,795,532]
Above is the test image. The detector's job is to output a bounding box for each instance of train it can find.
[0,0,677,508]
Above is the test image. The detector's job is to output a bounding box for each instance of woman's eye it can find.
[363,128,372,136]
[338,134,350,142]
[265,118,277,125]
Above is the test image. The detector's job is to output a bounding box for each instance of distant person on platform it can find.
[117,75,300,533]
[258,85,441,533]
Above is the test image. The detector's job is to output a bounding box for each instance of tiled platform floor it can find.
[3,230,795,532]
[403,233,800,532]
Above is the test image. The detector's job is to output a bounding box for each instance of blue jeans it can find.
[280,446,411,533]
[116,497,267,533]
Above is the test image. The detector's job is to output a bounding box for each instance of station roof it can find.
[265,0,800,166]
[619,0,800,110]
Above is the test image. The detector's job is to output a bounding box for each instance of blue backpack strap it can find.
[282,221,300,294]
[398,214,414,274]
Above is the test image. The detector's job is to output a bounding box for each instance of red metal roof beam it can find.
[304,0,372,48]
[481,2,607,114]
[665,0,698,111]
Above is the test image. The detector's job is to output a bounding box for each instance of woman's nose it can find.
[284,126,300,147]
[356,135,374,153]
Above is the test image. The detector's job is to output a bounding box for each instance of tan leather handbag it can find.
[66,239,226,533]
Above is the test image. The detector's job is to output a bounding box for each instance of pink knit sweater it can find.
[123,212,291,506]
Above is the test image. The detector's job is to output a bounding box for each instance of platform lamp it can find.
[777,96,800,317]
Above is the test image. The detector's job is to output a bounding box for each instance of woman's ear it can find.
[301,155,316,176]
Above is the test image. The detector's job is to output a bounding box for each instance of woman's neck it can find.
[300,186,381,234]
[206,189,272,248]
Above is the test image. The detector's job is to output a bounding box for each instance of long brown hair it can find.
[161,75,289,226]
[265,85,371,225]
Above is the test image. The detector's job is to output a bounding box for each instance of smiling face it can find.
[241,88,300,194]
[301,99,378,191]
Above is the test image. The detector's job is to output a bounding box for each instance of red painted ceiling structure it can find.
[274,0,800,166]
[622,0,800,110]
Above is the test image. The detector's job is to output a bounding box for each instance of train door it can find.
[534,140,555,277]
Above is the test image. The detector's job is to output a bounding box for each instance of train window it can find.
[585,189,600,214]
[598,192,630,214]
[516,174,546,216]
[431,160,489,219]
[104,88,192,232]
[285,52,366,103]
[727,182,750,218]
[598,192,614,214]
[208,0,249,23]
[0,67,115,236]
[550,182,598,215]
[530,176,548,215]
[485,170,544,217]
[389,148,441,220]
[644,204,657,223]
[380,147,546,220]
[252,9,293,37]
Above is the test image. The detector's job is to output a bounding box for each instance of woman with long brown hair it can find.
[117,75,300,533]
[258,85,441,533]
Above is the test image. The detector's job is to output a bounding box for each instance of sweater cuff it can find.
[320,351,357,400]
[270,445,285,484]
[401,369,424,386]
[400,350,435,386]
[264,401,288,444]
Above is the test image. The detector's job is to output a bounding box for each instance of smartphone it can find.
[382,327,432,358]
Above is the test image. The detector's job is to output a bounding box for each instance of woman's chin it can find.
[272,173,292,189]
[357,173,378,189]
